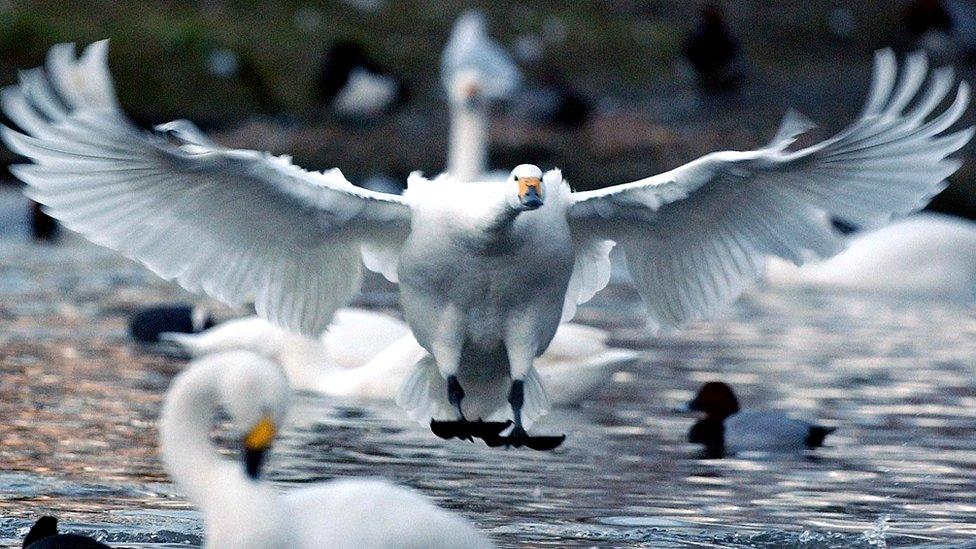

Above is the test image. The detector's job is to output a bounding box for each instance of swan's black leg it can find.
[430,375,511,442]
[447,375,465,418]
[483,379,566,451]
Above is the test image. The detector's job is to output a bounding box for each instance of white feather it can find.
[2,41,410,337]
[164,309,637,407]
[569,49,972,331]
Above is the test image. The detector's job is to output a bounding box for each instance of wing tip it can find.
[768,108,816,150]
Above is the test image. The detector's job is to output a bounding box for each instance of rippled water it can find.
[3,197,976,547]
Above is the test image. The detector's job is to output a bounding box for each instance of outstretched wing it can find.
[3,41,412,336]
[568,50,972,331]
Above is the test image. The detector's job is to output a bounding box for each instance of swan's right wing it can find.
[568,50,972,331]
[3,41,412,337]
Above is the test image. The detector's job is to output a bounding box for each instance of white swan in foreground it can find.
[5,43,970,450]
[162,311,638,405]
[765,212,976,300]
[442,10,520,182]
[161,351,494,548]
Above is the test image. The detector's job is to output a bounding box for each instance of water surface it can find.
[2,201,976,548]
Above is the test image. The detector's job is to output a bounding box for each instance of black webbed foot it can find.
[430,419,512,442]
[482,425,566,451]
[430,419,474,441]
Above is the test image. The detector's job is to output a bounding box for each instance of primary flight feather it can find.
[4,42,970,449]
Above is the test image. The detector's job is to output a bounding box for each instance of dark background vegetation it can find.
[0,1,973,209]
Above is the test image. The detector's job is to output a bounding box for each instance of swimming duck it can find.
[4,42,969,450]
[161,350,494,548]
[685,381,835,457]
[21,516,110,548]
[161,311,638,405]
[129,303,216,344]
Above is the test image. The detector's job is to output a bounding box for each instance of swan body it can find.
[163,310,636,404]
[161,351,494,548]
[5,42,970,447]
[765,212,976,299]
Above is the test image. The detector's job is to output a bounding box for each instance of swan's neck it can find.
[448,98,488,183]
[483,200,522,236]
[159,365,254,511]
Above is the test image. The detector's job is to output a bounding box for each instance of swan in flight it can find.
[161,17,633,407]
[4,42,971,450]
[161,350,494,548]
[162,311,638,404]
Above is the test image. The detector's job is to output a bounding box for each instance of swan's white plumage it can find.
[765,212,976,299]
[5,43,970,431]
[161,351,494,548]
[163,309,638,406]
[3,41,410,338]
[569,49,972,331]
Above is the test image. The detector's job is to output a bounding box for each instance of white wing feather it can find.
[3,41,411,337]
[568,50,972,331]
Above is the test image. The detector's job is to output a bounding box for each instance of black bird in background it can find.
[685,3,744,92]
[313,41,410,119]
[29,199,58,242]
[22,516,110,548]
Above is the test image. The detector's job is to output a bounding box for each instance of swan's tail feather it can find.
[520,366,550,430]
[396,359,554,429]
[396,354,455,424]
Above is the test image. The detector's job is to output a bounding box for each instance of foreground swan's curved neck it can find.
[160,364,248,507]
[448,96,488,183]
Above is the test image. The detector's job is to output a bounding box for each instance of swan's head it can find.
[510,164,544,210]
[449,69,484,107]
[218,352,291,479]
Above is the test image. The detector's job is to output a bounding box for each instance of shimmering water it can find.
[3,197,976,547]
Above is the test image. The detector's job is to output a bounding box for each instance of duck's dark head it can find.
[686,381,740,420]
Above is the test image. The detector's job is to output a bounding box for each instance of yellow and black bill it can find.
[517,176,544,209]
[242,414,276,479]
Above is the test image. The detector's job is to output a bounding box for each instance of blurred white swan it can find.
[160,350,494,548]
[5,43,970,448]
[765,212,976,300]
[442,10,520,182]
[163,311,638,405]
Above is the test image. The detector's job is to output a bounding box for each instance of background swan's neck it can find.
[160,364,249,509]
[448,98,488,182]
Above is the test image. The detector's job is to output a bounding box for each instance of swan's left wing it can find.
[568,50,972,331]
[3,41,411,337]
